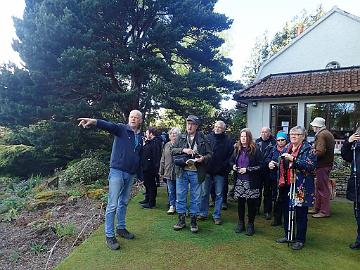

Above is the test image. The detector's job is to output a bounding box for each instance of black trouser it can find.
[273,186,288,224]
[263,176,277,214]
[210,174,229,204]
[238,197,258,224]
[283,201,308,243]
[143,171,157,206]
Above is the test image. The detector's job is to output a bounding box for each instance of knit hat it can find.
[276,131,288,141]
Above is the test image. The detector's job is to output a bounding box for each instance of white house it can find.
[234,6,360,149]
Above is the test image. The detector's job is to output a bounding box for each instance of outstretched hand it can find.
[77,118,97,128]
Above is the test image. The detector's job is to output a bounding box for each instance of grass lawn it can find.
[56,187,359,270]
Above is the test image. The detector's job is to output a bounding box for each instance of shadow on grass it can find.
[56,187,359,270]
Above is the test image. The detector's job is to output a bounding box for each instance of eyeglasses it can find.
[277,139,286,142]
[289,133,303,136]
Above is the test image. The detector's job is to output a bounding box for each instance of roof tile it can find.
[234,66,360,100]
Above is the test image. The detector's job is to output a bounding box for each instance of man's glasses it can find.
[277,139,286,142]
[289,133,303,136]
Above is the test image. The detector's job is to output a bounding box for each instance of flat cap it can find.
[186,115,200,125]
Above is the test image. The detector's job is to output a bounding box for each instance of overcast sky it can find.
[1,0,360,82]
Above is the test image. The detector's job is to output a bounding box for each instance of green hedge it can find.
[0,144,63,177]
[59,157,108,186]
[0,144,35,176]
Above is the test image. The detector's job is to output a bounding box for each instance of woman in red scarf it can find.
[275,126,317,250]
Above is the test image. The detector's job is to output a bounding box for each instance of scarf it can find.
[278,142,303,187]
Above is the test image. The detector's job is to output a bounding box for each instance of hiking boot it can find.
[245,223,255,236]
[213,218,222,225]
[106,237,120,250]
[167,205,176,215]
[190,216,199,233]
[234,221,245,233]
[173,214,186,231]
[116,228,135,239]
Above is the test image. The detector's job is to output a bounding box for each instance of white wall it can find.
[246,94,360,135]
[258,11,360,79]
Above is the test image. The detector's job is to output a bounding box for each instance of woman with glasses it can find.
[232,128,263,236]
[275,126,317,250]
[265,131,288,227]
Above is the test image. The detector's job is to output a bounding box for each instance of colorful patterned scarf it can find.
[279,142,303,186]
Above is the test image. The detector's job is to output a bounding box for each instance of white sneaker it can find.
[167,206,176,215]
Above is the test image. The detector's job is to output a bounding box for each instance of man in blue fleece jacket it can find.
[78,110,143,250]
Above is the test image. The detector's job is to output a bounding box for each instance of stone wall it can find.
[330,155,351,198]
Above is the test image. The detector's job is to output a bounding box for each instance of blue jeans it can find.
[176,170,201,216]
[105,168,135,237]
[199,174,224,219]
[166,178,176,207]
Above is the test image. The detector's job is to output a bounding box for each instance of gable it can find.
[257,7,360,80]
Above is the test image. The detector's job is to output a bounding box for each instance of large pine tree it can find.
[9,0,237,122]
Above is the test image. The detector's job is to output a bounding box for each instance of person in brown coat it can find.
[310,117,335,218]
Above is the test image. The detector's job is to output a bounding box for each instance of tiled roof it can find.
[234,66,360,100]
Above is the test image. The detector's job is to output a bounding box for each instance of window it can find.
[325,61,340,69]
[270,104,298,134]
[305,102,360,139]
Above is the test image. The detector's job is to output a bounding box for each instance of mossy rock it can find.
[34,190,67,200]
[27,199,57,210]
[86,188,106,199]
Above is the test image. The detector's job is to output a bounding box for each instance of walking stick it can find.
[352,142,358,218]
[287,168,296,246]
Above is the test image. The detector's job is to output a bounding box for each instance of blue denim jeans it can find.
[199,174,224,219]
[166,178,176,207]
[105,168,135,237]
[176,170,201,216]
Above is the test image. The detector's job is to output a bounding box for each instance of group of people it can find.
[78,111,360,252]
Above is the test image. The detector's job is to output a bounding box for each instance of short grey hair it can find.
[169,127,181,136]
[262,127,271,133]
[130,109,143,119]
[290,126,307,136]
[215,120,226,129]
